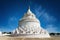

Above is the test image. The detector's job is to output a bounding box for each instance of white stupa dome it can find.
[12,7,50,38]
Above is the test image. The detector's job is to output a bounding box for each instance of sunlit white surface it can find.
[12,7,50,38]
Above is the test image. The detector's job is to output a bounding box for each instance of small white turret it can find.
[0,31,3,36]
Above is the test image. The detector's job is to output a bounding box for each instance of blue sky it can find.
[0,0,60,33]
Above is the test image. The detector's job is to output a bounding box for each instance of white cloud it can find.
[8,16,18,22]
[0,16,18,32]
[35,6,45,18]
[34,6,58,33]
[9,16,17,21]
[8,16,18,29]
[42,13,56,22]
[34,6,57,23]
[46,25,58,33]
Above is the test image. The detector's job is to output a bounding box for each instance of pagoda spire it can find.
[27,6,32,13]
[28,6,30,12]
[28,6,30,10]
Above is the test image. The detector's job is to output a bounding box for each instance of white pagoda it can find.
[12,7,50,38]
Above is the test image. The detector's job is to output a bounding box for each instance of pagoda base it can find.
[13,34,50,38]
